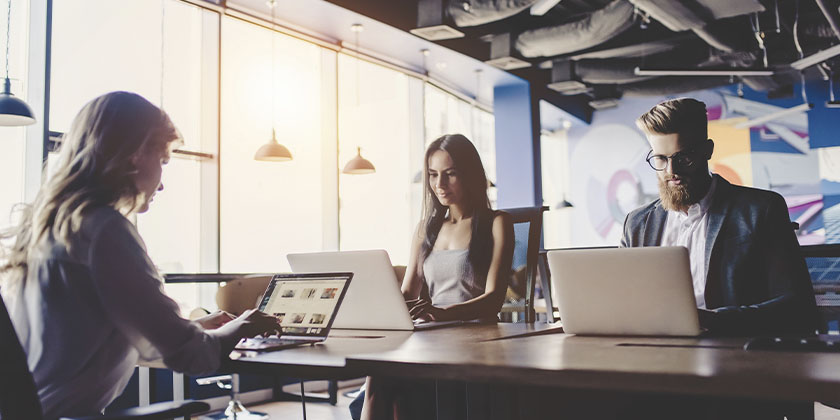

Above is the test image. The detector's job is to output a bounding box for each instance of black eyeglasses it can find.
[645,143,704,171]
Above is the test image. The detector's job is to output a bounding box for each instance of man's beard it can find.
[658,174,703,212]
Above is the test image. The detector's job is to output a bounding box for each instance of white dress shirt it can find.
[4,207,222,420]
[660,176,717,309]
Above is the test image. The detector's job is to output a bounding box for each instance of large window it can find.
[50,0,218,312]
[219,17,334,273]
[424,84,497,206]
[0,0,30,231]
[31,0,498,304]
[337,54,416,264]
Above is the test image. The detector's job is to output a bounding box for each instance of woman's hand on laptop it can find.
[407,298,447,322]
[212,309,283,352]
[195,311,236,330]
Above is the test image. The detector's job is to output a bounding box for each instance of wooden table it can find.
[228,323,840,405]
[227,323,562,379]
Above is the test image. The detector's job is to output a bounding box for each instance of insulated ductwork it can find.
[570,36,689,60]
[515,0,636,58]
[693,16,759,53]
[630,0,763,52]
[575,44,709,84]
[621,76,731,96]
[448,0,538,27]
[628,0,764,32]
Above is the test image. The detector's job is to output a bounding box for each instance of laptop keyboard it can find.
[235,336,310,351]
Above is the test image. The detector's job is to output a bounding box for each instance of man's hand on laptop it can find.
[195,311,236,330]
[697,308,718,332]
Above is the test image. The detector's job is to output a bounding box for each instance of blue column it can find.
[494,82,540,208]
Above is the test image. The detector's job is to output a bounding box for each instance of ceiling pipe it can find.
[815,0,840,41]
[621,76,731,96]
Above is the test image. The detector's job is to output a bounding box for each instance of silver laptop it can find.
[288,250,463,331]
[235,272,352,351]
[547,247,701,336]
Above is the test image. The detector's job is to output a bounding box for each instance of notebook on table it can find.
[234,272,352,351]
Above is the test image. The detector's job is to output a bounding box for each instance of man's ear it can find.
[705,139,714,160]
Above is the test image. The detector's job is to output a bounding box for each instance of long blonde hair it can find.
[1,91,180,288]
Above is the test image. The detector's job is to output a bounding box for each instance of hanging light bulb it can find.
[342,146,375,174]
[341,23,374,174]
[254,0,292,162]
[0,0,35,126]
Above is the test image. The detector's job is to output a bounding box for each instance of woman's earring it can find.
[444,207,450,219]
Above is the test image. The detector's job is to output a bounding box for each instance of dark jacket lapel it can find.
[642,203,667,246]
[705,175,733,271]
[704,174,734,308]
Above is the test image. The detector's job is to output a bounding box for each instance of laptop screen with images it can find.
[258,273,351,338]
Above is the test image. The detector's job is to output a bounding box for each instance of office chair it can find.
[0,294,209,420]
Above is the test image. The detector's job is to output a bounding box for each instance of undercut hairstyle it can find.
[636,98,708,142]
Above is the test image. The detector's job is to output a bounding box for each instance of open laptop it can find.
[288,250,463,331]
[547,246,701,336]
[234,272,352,351]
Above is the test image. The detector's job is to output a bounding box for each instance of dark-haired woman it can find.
[401,133,513,323]
[359,134,514,420]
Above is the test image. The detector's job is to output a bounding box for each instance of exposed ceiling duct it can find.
[629,0,764,54]
[515,0,636,58]
[327,0,840,113]
[628,0,765,31]
[569,36,689,60]
[621,76,732,97]
[692,16,760,53]
[448,0,538,27]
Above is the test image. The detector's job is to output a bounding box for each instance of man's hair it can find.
[636,98,708,141]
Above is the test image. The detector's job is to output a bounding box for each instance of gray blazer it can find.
[621,174,819,336]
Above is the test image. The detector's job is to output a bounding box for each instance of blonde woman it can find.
[0,92,279,420]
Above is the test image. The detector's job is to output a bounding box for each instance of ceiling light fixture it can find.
[254,0,292,162]
[342,146,375,174]
[342,23,375,175]
[530,0,562,16]
[410,0,464,41]
[790,44,840,70]
[0,0,35,126]
[634,67,774,77]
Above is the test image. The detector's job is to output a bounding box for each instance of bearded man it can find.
[621,98,818,337]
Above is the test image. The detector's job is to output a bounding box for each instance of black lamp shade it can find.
[0,78,35,126]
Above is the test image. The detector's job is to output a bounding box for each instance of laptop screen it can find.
[258,272,352,338]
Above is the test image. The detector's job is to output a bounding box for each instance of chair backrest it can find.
[215,275,274,316]
[501,206,547,323]
[0,294,43,420]
[801,244,840,334]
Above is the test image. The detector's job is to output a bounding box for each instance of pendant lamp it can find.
[0,0,35,126]
[341,23,374,174]
[254,0,292,162]
[254,129,292,161]
[342,146,375,174]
